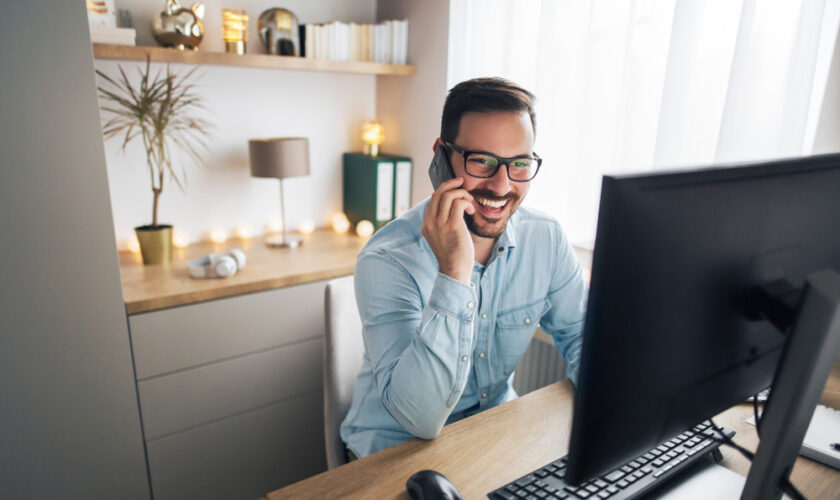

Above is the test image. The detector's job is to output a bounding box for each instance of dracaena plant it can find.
[96,55,212,226]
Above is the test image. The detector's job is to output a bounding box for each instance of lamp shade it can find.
[249,137,310,179]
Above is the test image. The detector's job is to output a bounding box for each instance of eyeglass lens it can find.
[465,153,537,181]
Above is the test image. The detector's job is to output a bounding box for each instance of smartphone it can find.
[428,145,455,190]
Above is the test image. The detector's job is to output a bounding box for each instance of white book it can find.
[89,26,135,45]
[801,404,840,469]
[747,404,840,469]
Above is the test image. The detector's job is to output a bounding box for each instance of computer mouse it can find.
[405,469,463,500]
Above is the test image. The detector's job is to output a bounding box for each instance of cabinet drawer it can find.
[139,337,322,440]
[129,281,326,379]
[146,390,326,500]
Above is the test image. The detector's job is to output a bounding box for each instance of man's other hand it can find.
[422,177,475,284]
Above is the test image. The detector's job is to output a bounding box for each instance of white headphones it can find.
[188,248,247,279]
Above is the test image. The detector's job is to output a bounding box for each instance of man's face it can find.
[447,110,535,239]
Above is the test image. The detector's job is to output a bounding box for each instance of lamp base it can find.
[265,234,302,248]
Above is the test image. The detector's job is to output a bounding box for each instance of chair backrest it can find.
[323,276,365,469]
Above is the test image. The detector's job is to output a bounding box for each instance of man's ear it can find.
[432,138,444,153]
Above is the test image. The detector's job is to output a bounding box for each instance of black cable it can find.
[752,393,762,437]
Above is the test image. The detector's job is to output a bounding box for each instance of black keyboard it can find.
[488,421,734,500]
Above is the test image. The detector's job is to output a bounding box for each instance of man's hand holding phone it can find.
[422,177,475,284]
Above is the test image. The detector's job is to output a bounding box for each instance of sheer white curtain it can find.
[448,0,840,244]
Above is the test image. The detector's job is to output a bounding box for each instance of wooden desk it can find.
[269,364,840,499]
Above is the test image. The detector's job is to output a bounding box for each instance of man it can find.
[340,77,588,458]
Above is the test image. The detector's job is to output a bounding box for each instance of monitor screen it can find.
[565,153,840,484]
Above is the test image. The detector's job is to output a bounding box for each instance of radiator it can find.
[513,334,568,395]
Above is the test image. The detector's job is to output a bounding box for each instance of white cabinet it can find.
[128,281,329,500]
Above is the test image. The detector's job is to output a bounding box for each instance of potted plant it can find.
[96,55,211,264]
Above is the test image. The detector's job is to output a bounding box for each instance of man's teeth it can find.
[477,197,506,209]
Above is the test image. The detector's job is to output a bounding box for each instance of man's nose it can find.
[485,164,511,194]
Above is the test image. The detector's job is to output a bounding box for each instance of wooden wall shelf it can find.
[93,43,415,76]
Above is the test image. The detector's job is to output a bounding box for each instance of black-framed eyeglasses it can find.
[444,141,541,182]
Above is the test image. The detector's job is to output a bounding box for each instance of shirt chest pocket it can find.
[494,298,551,376]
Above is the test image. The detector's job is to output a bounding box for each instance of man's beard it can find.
[463,189,521,239]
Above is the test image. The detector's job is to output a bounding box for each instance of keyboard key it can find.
[535,470,550,478]
[637,456,649,465]
[628,460,641,469]
[516,476,537,488]
[535,491,548,498]
[545,465,557,473]
[515,491,529,498]
[585,484,600,493]
[656,445,668,453]
[598,492,611,499]
[491,490,519,500]
[576,491,591,499]
[607,486,619,494]
[620,465,633,474]
[525,495,538,500]
[604,470,625,482]
[594,479,608,489]
[505,484,520,492]
[617,479,629,489]
[535,480,547,488]
[633,470,645,479]
[552,469,566,479]
[525,485,537,493]
[545,485,557,493]
[643,452,655,460]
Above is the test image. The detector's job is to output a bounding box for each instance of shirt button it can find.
[524,317,531,325]
[461,355,468,361]
[498,247,504,252]
[481,313,487,319]
[481,393,487,398]
[467,301,474,309]
[479,352,485,358]
[482,271,487,278]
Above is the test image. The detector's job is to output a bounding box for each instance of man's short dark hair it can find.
[440,77,536,143]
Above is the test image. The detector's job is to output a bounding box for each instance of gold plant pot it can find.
[135,224,173,265]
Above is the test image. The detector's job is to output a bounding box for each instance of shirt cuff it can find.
[428,272,478,320]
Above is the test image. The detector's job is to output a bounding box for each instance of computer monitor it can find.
[565,153,840,498]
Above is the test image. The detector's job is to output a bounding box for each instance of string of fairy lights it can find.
[123,213,375,253]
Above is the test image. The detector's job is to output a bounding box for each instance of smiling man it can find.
[340,78,588,459]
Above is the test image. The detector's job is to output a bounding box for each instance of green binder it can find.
[343,153,413,230]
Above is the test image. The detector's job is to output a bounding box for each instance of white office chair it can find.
[323,276,365,469]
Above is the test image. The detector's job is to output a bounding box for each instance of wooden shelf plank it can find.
[93,43,415,76]
[119,230,367,314]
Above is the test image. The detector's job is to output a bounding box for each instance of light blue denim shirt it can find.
[340,198,587,458]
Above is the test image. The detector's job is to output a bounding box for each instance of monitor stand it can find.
[741,269,840,499]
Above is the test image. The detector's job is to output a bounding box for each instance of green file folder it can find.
[343,153,413,230]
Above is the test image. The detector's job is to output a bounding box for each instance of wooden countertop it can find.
[119,230,367,314]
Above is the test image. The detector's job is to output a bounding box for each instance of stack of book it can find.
[300,19,408,64]
[90,26,136,45]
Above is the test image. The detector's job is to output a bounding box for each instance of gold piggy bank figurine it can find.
[153,0,205,50]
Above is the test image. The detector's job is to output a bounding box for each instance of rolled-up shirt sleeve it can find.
[539,224,588,385]
[354,252,477,439]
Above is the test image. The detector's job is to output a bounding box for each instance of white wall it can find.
[1,2,149,497]
[100,0,378,247]
[376,0,451,205]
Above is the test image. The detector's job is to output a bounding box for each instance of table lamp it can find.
[249,137,310,248]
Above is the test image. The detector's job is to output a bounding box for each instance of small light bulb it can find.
[127,235,141,254]
[209,228,228,244]
[299,219,315,235]
[173,231,190,249]
[265,217,283,234]
[331,213,350,234]
[235,225,253,239]
[356,220,375,238]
